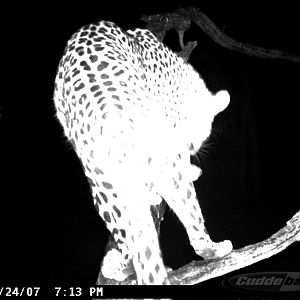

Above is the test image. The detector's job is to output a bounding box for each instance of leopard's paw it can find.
[196,239,232,259]
[101,249,131,281]
[213,239,233,258]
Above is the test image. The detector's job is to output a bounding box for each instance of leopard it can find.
[53,20,232,285]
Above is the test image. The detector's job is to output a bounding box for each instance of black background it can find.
[2,1,299,298]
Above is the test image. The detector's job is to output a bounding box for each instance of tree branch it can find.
[141,7,300,63]
[96,211,300,285]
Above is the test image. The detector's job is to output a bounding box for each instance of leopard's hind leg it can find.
[87,159,169,284]
[155,153,232,259]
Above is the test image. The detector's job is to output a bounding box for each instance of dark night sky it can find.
[2,2,299,297]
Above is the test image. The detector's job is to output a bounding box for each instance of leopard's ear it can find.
[212,90,230,115]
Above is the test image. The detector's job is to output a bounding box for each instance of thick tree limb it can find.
[96,211,300,286]
[141,7,300,63]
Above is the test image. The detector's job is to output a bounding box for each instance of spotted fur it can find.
[54,20,232,285]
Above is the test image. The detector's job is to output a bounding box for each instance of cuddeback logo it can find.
[223,272,300,293]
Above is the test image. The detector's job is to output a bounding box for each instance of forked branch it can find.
[141,7,300,63]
